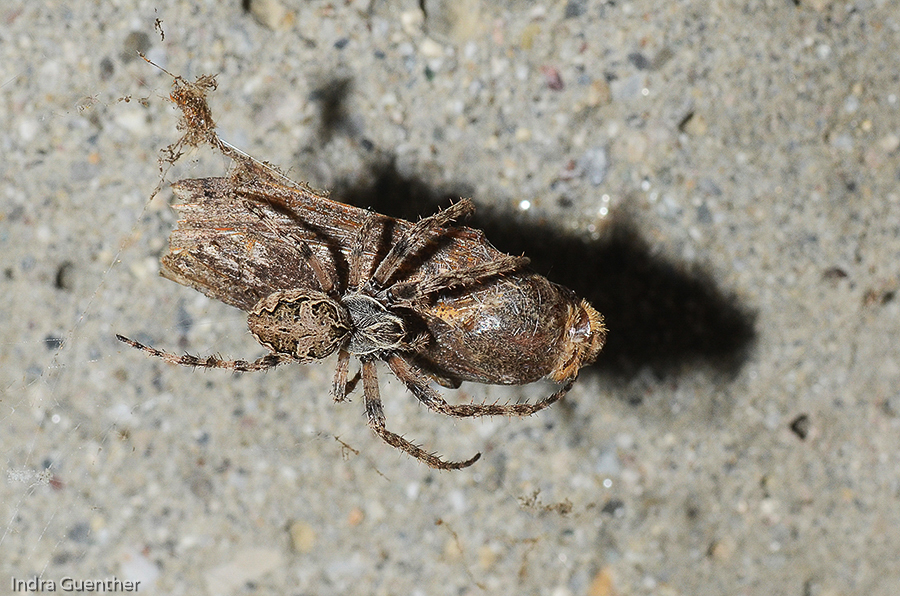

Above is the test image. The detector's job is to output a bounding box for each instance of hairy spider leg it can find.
[347,212,386,291]
[242,200,337,295]
[332,349,351,401]
[387,354,575,418]
[116,334,292,371]
[355,199,530,305]
[368,199,475,290]
[386,254,530,304]
[331,348,368,402]
[362,360,481,470]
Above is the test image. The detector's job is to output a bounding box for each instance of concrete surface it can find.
[2,1,899,594]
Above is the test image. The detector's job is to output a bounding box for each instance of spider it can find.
[118,190,603,470]
[119,68,605,469]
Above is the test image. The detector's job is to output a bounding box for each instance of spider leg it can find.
[116,334,289,372]
[243,200,337,294]
[361,360,480,470]
[387,354,574,417]
[348,213,385,291]
[332,349,362,401]
[332,349,351,401]
[369,199,475,290]
[386,255,530,304]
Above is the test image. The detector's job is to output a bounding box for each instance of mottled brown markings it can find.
[118,72,606,469]
[248,289,351,361]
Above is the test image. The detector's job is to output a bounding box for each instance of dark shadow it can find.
[308,77,355,143]
[333,156,757,381]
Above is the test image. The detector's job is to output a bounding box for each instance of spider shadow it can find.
[332,157,757,383]
[308,77,356,143]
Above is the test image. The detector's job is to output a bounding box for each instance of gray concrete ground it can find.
[2,1,899,594]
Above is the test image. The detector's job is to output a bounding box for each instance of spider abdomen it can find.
[248,289,351,361]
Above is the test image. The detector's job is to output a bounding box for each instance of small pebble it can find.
[288,520,317,553]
